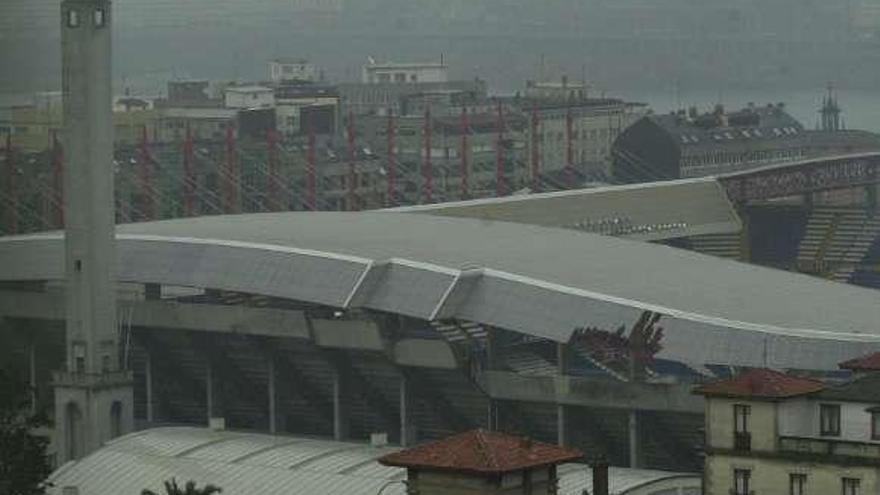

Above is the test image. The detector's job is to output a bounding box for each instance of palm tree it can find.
[142,478,222,495]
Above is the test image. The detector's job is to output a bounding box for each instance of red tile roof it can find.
[840,352,880,371]
[694,368,824,399]
[378,429,583,475]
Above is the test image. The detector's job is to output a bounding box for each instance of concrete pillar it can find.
[145,350,154,423]
[628,409,639,468]
[738,209,751,263]
[29,340,37,414]
[486,326,499,371]
[399,374,411,446]
[556,343,569,446]
[268,356,277,434]
[54,0,133,463]
[556,404,568,447]
[487,400,498,431]
[205,360,214,423]
[333,370,349,441]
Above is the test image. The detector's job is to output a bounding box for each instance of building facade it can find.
[224,86,275,110]
[268,58,319,84]
[523,97,647,184]
[362,60,448,84]
[699,367,880,495]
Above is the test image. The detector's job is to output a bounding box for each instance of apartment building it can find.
[698,365,880,495]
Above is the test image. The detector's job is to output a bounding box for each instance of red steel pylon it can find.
[531,103,541,192]
[4,133,17,234]
[52,131,64,228]
[386,110,396,207]
[460,107,469,200]
[266,128,280,212]
[183,125,196,216]
[347,111,357,211]
[139,126,156,221]
[306,122,317,211]
[565,105,575,189]
[224,125,239,213]
[422,105,433,204]
[495,101,506,197]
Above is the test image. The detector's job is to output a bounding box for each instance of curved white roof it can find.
[1,211,879,367]
[46,427,699,495]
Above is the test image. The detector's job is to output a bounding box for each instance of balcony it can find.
[779,436,880,461]
[734,432,751,452]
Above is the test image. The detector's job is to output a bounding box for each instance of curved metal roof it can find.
[392,177,740,241]
[46,427,699,495]
[1,212,879,351]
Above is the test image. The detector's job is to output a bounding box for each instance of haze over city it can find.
[3,1,880,495]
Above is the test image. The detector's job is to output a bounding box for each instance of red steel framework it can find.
[139,125,156,221]
[51,131,64,228]
[386,110,396,206]
[306,122,317,211]
[530,103,541,192]
[565,105,575,188]
[460,107,470,200]
[5,133,17,234]
[224,125,239,214]
[422,105,433,204]
[183,125,196,216]
[495,101,505,197]
[266,128,280,212]
[347,111,357,211]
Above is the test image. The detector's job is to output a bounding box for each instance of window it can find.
[871,410,880,440]
[842,478,860,495]
[110,401,123,438]
[733,469,751,495]
[821,404,841,436]
[790,473,806,495]
[93,8,105,28]
[734,404,751,451]
[734,404,750,433]
[67,9,80,27]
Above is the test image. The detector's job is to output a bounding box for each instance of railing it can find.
[734,432,751,452]
[729,491,754,495]
[52,370,134,388]
[779,436,880,460]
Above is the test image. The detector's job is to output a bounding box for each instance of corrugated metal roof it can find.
[46,428,698,495]
[391,177,740,241]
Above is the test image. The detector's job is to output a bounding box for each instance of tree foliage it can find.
[0,367,51,495]
[142,479,223,495]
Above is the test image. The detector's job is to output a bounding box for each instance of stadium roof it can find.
[1,212,879,353]
[392,177,740,241]
[46,427,700,495]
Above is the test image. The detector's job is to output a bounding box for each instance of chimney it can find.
[591,458,609,495]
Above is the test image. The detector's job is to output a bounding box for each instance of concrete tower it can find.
[54,0,133,463]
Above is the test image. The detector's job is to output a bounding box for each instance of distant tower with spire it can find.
[820,84,842,132]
